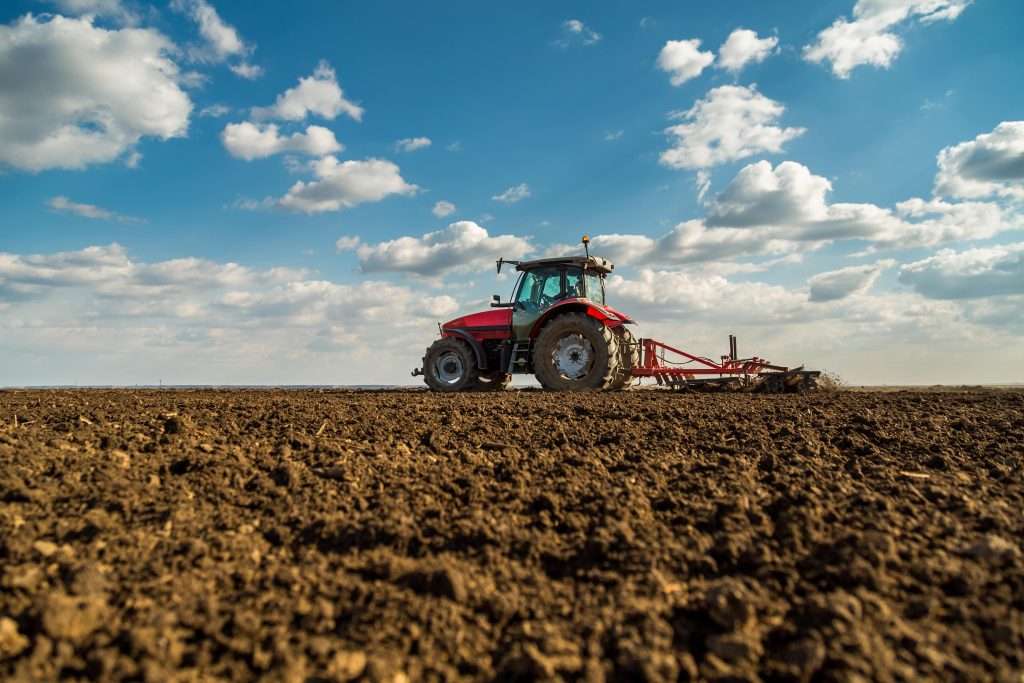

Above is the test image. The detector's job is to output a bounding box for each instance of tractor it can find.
[414,236,819,392]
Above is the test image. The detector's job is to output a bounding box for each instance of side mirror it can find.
[490,294,501,307]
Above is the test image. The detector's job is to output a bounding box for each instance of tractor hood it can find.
[442,307,512,330]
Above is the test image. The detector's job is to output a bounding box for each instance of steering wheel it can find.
[537,293,555,308]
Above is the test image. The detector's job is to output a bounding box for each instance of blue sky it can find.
[1,0,1022,385]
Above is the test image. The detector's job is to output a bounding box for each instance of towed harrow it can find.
[630,336,819,393]
[414,237,820,393]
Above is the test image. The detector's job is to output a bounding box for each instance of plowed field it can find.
[1,389,1022,681]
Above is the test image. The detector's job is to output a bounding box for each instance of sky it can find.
[1,0,1023,386]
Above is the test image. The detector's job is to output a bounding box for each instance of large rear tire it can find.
[609,326,639,391]
[533,313,619,391]
[423,338,479,392]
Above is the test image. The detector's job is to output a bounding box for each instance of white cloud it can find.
[351,221,532,276]
[580,161,1019,267]
[446,141,463,152]
[0,14,191,172]
[604,130,624,141]
[717,29,778,73]
[656,39,714,86]
[660,85,805,170]
[252,61,363,122]
[432,201,456,218]
[199,104,231,118]
[229,62,264,80]
[171,0,250,63]
[558,19,601,47]
[335,236,361,252]
[493,183,531,204]
[900,244,1024,299]
[0,243,469,385]
[48,196,143,223]
[279,156,417,214]
[49,0,139,24]
[804,0,973,78]
[934,121,1024,200]
[395,137,432,153]
[221,122,341,160]
[808,261,894,302]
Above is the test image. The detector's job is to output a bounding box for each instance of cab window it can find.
[514,267,563,311]
[585,273,604,304]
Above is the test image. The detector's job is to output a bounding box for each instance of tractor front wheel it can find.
[423,338,479,391]
[533,313,619,391]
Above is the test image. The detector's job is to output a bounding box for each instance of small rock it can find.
[41,593,108,645]
[330,650,367,681]
[0,617,29,658]
[33,540,59,557]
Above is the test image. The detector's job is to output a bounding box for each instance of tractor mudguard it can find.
[442,329,488,371]
[528,299,631,339]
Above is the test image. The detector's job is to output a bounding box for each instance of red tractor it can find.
[414,237,819,392]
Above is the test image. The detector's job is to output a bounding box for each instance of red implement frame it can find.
[631,335,789,388]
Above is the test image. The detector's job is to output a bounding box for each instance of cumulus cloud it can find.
[717,29,778,73]
[804,0,973,78]
[252,61,363,122]
[899,244,1024,299]
[808,261,894,302]
[48,196,143,224]
[347,222,532,276]
[557,19,601,47]
[49,0,139,23]
[577,161,1018,268]
[0,14,191,172]
[656,39,714,86]
[493,183,531,204]
[221,122,341,160]
[432,201,456,218]
[395,137,432,153]
[0,243,466,384]
[279,156,417,214]
[934,121,1024,200]
[660,85,805,170]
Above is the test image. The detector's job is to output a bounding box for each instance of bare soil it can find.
[1,389,1022,682]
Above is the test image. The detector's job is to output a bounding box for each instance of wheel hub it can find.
[433,351,465,385]
[552,333,594,380]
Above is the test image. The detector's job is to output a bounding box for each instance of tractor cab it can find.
[495,255,617,340]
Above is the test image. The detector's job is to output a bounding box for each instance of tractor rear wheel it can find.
[423,338,479,391]
[533,313,619,391]
[609,326,639,390]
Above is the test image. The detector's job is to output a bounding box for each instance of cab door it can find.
[511,266,564,341]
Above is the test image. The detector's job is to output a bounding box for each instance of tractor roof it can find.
[512,255,614,274]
